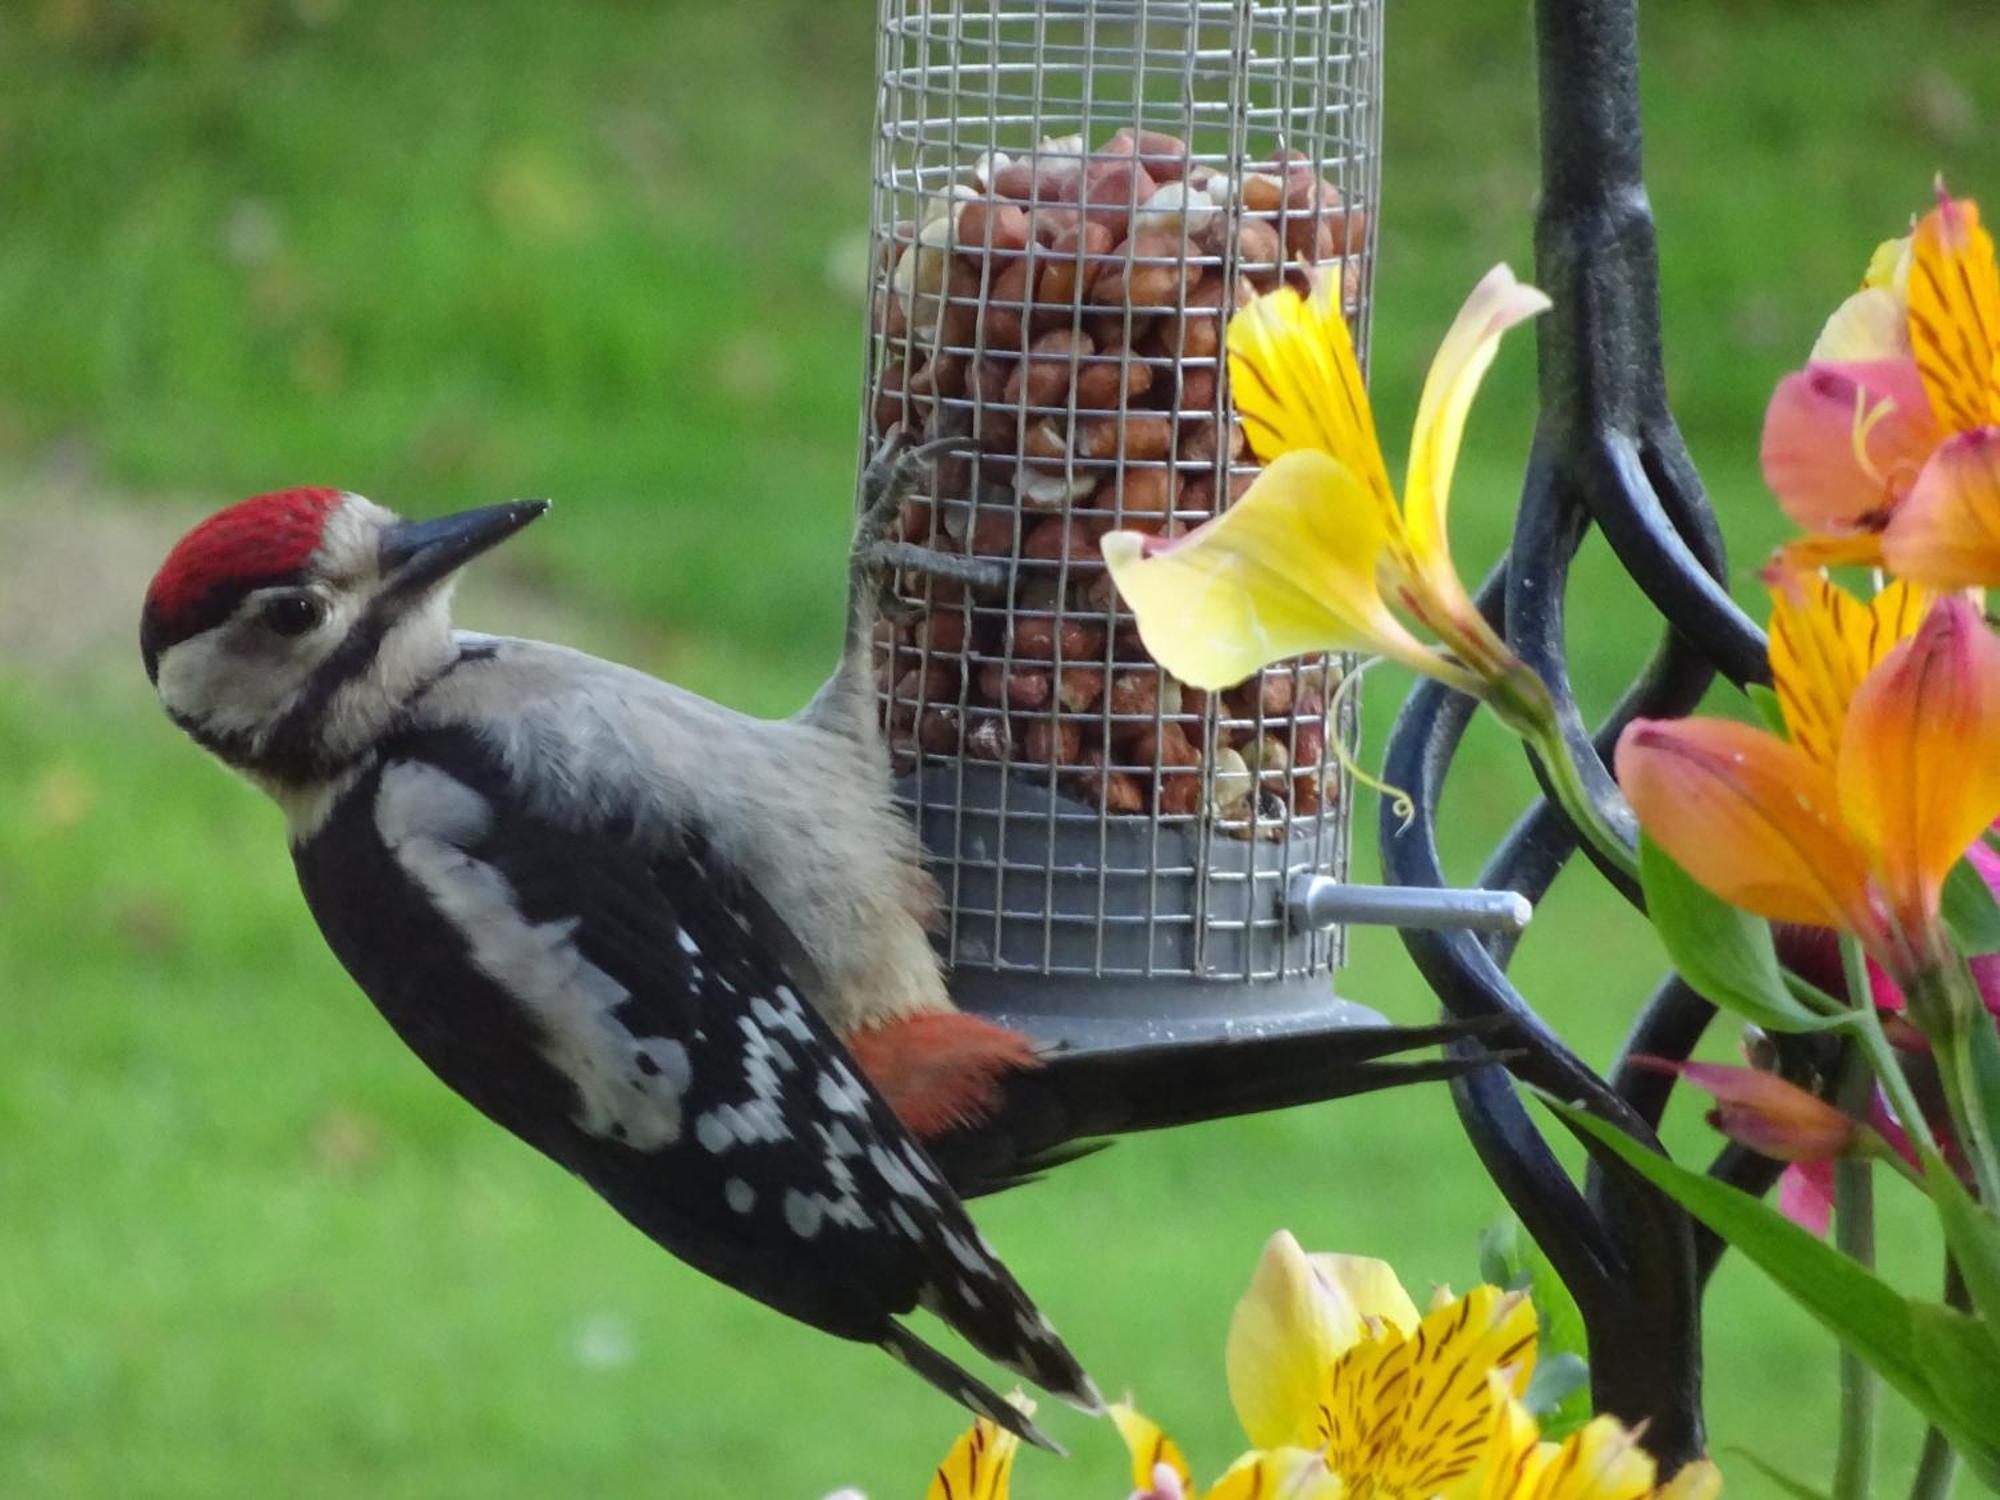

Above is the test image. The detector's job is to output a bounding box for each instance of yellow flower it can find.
[1478,1389,1724,1500]
[925,1396,1027,1500]
[919,1234,1724,1500]
[1116,1232,1539,1500]
[1101,265,1552,730]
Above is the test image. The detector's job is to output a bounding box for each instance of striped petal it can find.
[1616,716,1875,934]
[925,1404,1024,1500]
[1765,568,1929,767]
[1907,194,2000,435]
[1225,1232,1421,1450]
[1109,1403,1195,1494]
[1838,594,2000,937]
[1760,359,1938,538]
[1205,1448,1343,1500]
[1308,1286,1538,1499]
[1102,449,1466,692]
[1403,264,1551,589]
[1227,270,1398,521]
[1883,427,2000,588]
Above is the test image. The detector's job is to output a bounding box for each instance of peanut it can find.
[982,259,1033,351]
[1073,350,1154,409]
[977,660,1053,710]
[955,199,1032,256]
[1036,221,1117,308]
[1058,666,1105,712]
[1090,229,1197,308]
[1073,751,1146,813]
[1004,328,1093,411]
[965,716,1013,761]
[1011,614,1105,662]
[1022,716,1084,766]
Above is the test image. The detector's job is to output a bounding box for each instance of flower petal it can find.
[1882,426,2000,588]
[925,1405,1024,1500]
[1765,567,1929,768]
[1225,1231,1411,1450]
[1615,717,1874,933]
[1102,449,1461,691]
[1656,1461,1725,1500]
[1310,1285,1537,1497]
[1522,1415,1667,1500]
[1907,194,2000,435]
[1838,594,2000,937]
[1402,264,1550,584]
[1759,359,1937,537]
[1812,285,1912,363]
[1205,1449,1343,1500]
[1226,271,1397,515]
[1109,1404,1195,1494]
[1779,1160,1837,1236]
[1636,1059,1857,1162]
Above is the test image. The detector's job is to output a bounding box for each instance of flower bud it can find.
[1635,1057,1858,1161]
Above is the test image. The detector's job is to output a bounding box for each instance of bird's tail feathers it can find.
[880,1324,1066,1454]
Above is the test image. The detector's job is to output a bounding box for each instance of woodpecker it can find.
[140,438,1480,1442]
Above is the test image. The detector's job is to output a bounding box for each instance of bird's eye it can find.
[260,594,326,637]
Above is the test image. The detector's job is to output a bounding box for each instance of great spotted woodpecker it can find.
[139,439,1473,1443]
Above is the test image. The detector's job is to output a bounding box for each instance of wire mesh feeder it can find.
[858,0,1517,1049]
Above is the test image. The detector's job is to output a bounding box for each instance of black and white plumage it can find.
[138,478,1097,1447]
[297,720,1091,1440]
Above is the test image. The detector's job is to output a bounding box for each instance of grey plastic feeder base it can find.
[895,761,1373,1051]
[946,966,1386,1054]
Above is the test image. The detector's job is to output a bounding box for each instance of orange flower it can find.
[1616,595,2000,980]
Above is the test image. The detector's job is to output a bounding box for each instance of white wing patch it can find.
[375,760,692,1150]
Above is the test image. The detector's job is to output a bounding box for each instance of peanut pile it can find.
[870,127,1364,831]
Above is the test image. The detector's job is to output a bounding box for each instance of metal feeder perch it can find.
[858,0,1526,1053]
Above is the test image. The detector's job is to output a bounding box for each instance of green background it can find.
[2,1,1998,1494]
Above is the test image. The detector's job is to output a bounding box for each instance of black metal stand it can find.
[1381,0,1783,1471]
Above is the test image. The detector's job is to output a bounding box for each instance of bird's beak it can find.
[379,500,549,594]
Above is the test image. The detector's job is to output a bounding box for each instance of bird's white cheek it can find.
[156,632,305,740]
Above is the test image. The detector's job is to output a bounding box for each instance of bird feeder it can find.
[859,0,1523,1050]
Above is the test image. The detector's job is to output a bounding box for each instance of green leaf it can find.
[1544,1097,2000,1482]
[1477,1214,1525,1291]
[1746,682,1790,736]
[1476,1213,1592,1438]
[1638,835,1845,1034]
[1521,1353,1588,1424]
[1924,1151,2000,1348]
[1943,856,2000,956]
[1522,1236,1591,1439]
[1722,1448,1835,1500]
[1906,1303,2000,1491]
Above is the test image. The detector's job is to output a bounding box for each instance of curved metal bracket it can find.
[1375,0,1799,1472]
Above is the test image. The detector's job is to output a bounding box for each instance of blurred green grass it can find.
[2,0,1999,1495]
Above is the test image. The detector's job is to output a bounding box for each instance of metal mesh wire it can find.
[858,0,1379,994]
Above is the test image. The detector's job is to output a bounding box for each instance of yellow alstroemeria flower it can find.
[1617,588,2000,983]
[1113,1231,1539,1500]
[1101,264,1553,733]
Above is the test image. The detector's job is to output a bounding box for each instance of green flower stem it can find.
[1837,940,1943,1163]
[1518,717,1639,884]
[1908,1256,1971,1500]
[1906,959,2000,1209]
[1831,1046,1879,1500]
[1907,1425,1958,1500]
